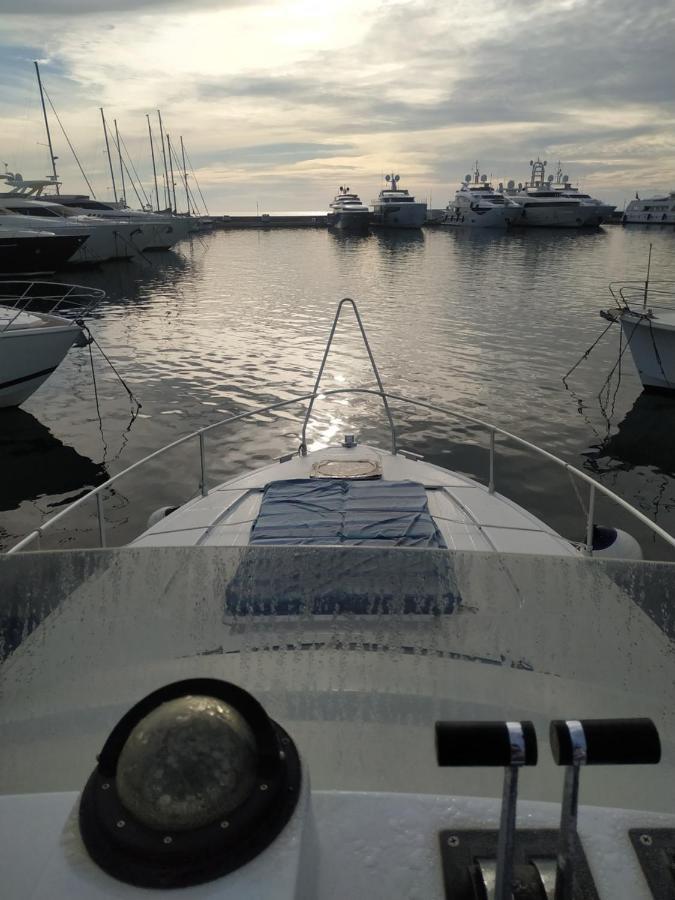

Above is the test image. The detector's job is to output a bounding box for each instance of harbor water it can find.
[2,225,674,558]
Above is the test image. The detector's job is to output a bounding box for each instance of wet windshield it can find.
[2,546,673,811]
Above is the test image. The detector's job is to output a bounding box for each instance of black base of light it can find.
[629,829,675,900]
[439,829,599,899]
[79,679,302,889]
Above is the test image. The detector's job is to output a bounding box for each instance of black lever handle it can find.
[436,720,538,767]
[550,718,661,767]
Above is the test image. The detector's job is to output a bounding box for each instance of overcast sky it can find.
[1,0,673,212]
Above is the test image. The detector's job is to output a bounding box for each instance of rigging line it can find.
[105,122,144,210]
[88,329,142,414]
[185,147,209,215]
[87,335,109,464]
[562,318,615,387]
[597,316,642,413]
[43,88,97,197]
[119,131,150,208]
[647,317,673,389]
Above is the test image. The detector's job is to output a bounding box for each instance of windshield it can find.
[2,546,673,811]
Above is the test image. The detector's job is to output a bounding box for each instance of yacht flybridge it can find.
[327,186,370,231]
[371,173,427,228]
[2,302,674,900]
[443,164,522,228]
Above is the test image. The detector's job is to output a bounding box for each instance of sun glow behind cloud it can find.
[0,0,673,211]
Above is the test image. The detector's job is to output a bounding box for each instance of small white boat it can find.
[328,186,370,231]
[622,190,675,225]
[371,174,427,229]
[602,276,675,393]
[443,165,522,228]
[0,282,104,408]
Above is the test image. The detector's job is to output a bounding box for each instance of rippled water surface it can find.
[2,225,675,557]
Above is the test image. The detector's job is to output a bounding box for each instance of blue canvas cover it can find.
[249,479,447,548]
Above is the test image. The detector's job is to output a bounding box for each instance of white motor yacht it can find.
[3,301,674,900]
[0,227,88,275]
[371,174,427,228]
[622,190,675,225]
[0,198,149,263]
[328,186,370,231]
[443,165,522,228]
[549,163,616,225]
[506,159,608,228]
[0,282,103,407]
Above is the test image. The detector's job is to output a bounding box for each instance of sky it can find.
[0,0,673,213]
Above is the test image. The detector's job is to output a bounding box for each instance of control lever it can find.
[436,720,538,900]
[549,718,661,900]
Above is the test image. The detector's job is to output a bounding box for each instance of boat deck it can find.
[134,444,577,555]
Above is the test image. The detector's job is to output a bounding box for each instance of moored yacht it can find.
[549,163,615,225]
[442,164,522,228]
[0,227,88,276]
[327,186,370,231]
[0,282,103,407]
[622,190,675,225]
[371,174,427,229]
[506,159,607,228]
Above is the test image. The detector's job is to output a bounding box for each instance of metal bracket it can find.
[629,829,675,900]
[439,829,599,900]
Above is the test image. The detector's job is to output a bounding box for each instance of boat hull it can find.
[442,205,520,228]
[512,203,590,228]
[0,233,87,275]
[328,211,371,232]
[371,202,427,229]
[0,322,81,407]
[619,313,675,392]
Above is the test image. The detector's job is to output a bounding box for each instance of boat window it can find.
[7,206,60,217]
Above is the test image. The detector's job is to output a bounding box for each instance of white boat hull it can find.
[513,203,591,228]
[619,311,675,392]
[0,321,81,407]
[442,205,520,228]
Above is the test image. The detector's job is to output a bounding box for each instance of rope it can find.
[44,88,97,198]
[119,131,151,209]
[562,318,615,387]
[87,335,109,462]
[647,317,673,389]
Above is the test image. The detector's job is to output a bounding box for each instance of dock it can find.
[216,214,329,229]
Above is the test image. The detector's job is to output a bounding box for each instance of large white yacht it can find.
[2,300,674,900]
[506,159,612,228]
[327,186,370,231]
[371,174,427,228]
[549,163,616,225]
[443,164,523,228]
[622,190,675,225]
[0,282,103,407]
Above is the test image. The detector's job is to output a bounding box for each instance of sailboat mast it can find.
[34,60,59,195]
[166,133,178,214]
[100,108,118,203]
[146,114,160,211]
[114,119,127,205]
[180,136,191,215]
[157,110,170,210]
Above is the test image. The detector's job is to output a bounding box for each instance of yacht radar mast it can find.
[529,158,547,186]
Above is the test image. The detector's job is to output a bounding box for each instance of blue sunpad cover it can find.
[249,479,446,548]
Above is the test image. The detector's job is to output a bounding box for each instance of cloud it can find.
[0,0,251,12]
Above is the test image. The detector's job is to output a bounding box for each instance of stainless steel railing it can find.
[0,281,105,333]
[8,387,675,555]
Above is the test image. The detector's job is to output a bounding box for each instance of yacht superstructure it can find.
[327,186,370,231]
[443,164,522,228]
[371,174,427,229]
[623,191,675,225]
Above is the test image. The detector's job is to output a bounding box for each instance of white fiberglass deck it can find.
[135,444,577,555]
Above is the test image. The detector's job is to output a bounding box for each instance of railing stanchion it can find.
[199,433,208,497]
[488,429,496,494]
[36,528,42,550]
[96,493,106,548]
[585,483,596,555]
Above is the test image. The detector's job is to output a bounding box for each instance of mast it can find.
[34,60,59,195]
[146,114,160,211]
[114,119,127,206]
[100,108,118,203]
[166,133,177,214]
[180,135,191,215]
[157,110,170,210]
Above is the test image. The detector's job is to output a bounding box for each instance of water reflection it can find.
[0,409,108,511]
[588,393,675,475]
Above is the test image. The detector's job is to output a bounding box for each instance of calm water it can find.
[2,225,675,558]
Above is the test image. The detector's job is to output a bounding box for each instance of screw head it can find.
[447,835,460,847]
[116,820,125,829]
[220,820,230,829]
[101,783,110,791]
[260,783,269,791]
[163,836,173,845]
[640,833,653,846]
